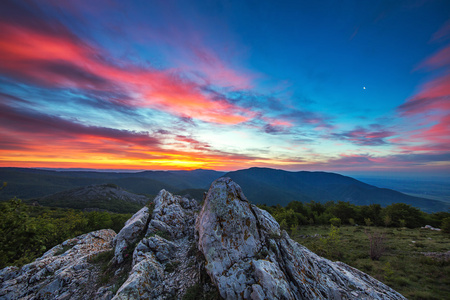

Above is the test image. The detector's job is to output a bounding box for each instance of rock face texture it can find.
[112,189,206,300]
[0,178,406,300]
[0,229,116,300]
[197,178,405,300]
[112,206,150,264]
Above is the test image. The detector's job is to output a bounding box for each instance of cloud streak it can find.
[331,125,394,146]
[0,1,256,125]
[396,28,450,154]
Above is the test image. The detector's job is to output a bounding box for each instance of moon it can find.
[363,87,366,89]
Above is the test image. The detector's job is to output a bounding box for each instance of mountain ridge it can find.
[0,167,447,212]
[224,167,448,213]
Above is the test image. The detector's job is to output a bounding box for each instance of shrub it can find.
[383,262,394,282]
[383,215,392,227]
[366,231,385,260]
[329,217,341,227]
[442,217,450,234]
[364,218,373,226]
[316,225,342,260]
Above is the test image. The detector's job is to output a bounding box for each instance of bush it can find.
[383,203,424,228]
[0,199,130,268]
[366,231,385,260]
[316,225,342,260]
[329,217,341,227]
[442,217,450,234]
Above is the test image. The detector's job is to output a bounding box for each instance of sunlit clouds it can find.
[0,0,449,176]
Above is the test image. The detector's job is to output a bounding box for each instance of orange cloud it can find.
[0,21,254,125]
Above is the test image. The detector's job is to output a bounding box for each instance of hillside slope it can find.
[0,168,223,201]
[29,184,150,213]
[225,167,448,212]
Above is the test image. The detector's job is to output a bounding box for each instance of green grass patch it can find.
[294,225,450,299]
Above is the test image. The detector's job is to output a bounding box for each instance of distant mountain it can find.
[354,176,450,203]
[28,184,150,213]
[224,167,449,213]
[0,167,224,201]
[1,167,448,213]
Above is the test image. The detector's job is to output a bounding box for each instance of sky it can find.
[0,0,449,177]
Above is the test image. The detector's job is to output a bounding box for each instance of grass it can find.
[54,244,73,256]
[88,248,133,293]
[146,229,172,240]
[291,225,450,299]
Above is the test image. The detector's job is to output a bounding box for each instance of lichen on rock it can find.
[0,229,116,300]
[196,177,406,300]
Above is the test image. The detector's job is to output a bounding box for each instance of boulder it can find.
[196,177,406,300]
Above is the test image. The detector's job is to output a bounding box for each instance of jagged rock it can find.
[1,179,408,300]
[196,177,406,300]
[113,206,150,264]
[112,189,203,300]
[0,229,116,300]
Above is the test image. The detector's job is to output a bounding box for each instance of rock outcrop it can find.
[197,178,405,300]
[112,206,150,264]
[0,229,116,300]
[0,178,407,300]
[112,189,205,299]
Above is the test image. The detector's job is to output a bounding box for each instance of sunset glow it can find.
[0,0,449,176]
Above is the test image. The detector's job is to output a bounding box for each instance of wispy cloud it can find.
[396,24,450,154]
[0,1,256,125]
[331,125,394,146]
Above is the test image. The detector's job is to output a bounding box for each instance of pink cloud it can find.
[396,25,450,154]
[418,46,450,70]
[431,20,450,42]
[189,45,255,90]
[0,19,255,125]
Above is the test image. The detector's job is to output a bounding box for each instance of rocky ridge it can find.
[0,178,406,299]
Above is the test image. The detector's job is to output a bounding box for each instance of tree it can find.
[383,203,424,228]
[332,201,356,224]
[286,201,308,216]
[442,217,450,234]
[360,204,382,226]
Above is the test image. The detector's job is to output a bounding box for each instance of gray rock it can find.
[112,189,203,300]
[0,229,116,300]
[1,178,407,300]
[422,225,441,231]
[196,177,406,300]
[113,206,150,264]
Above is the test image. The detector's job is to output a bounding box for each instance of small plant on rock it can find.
[165,260,181,273]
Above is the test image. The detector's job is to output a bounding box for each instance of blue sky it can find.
[0,0,449,177]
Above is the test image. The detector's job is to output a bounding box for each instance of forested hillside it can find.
[0,199,132,268]
[225,167,449,212]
